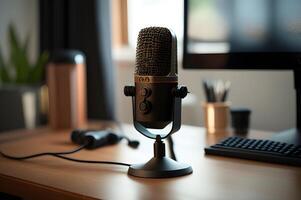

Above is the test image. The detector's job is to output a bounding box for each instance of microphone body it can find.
[133,27,178,129]
[134,76,177,129]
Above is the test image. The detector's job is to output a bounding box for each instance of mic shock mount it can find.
[124,85,193,178]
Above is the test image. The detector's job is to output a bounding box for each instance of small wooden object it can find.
[47,50,87,129]
[202,102,230,134]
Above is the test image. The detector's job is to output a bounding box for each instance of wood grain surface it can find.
[0,122,300,200]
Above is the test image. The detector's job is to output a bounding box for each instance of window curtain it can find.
[39,0,115,120]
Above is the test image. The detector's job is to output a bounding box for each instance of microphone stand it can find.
[167,135,177,161]
[124,86,193,178]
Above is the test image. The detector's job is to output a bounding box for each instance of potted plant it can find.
[0,24,48,132]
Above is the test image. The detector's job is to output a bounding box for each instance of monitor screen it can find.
[183,0,301,69]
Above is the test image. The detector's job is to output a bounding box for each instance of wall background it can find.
[0,0,38,64]
[0,0,296,132]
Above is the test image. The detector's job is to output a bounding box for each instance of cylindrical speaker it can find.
[47,50,87,129]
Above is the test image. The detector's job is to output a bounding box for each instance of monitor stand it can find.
[270,69,301,145]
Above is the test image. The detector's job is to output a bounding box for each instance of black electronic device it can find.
[71,129,139,149]
[124,27,192,178]
[205,137,301,166]
[183,0,301,145]
[183,0,301,69]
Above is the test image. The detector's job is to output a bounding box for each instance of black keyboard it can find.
[205,137,301,166]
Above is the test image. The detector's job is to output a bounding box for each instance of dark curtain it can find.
[39,0,115,120]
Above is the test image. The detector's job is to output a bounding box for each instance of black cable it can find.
[116,121,140,148]
[51,143,89,155]
[167,135,177,161]
[0,151,131,167]
[50,154,131,166]
[0,143,89,160]
[0,142,131,167]
[121,135,140,148]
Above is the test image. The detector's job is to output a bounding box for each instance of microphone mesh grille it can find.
[135,27,172,76]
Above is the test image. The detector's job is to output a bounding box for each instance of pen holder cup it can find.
[202,102,230,134]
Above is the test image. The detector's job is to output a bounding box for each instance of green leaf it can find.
[1,23,45,85]
[0,47,4,68]
[8,24,30,84]
[28,51,49,84]
[0,47,11,83]
[23,34,30,54]
[0,67,11,83]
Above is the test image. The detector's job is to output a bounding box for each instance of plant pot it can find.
[0,84,47,132]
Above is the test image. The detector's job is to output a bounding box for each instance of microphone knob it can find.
[140,88,152,97]
[173,86,188,98]
[139,100,152,113]
[124,86,135,96]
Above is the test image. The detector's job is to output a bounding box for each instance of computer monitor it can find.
[183,0,301,144]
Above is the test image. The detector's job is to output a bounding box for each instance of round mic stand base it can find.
[128,157,193,178]
[128,136,193,178]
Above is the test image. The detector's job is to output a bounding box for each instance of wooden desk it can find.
[0,122,300,200]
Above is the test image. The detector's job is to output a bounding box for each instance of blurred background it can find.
[0,0,295,132]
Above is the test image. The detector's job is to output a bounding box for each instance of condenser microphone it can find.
[124,27,192,178]
[132,27,179,129]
